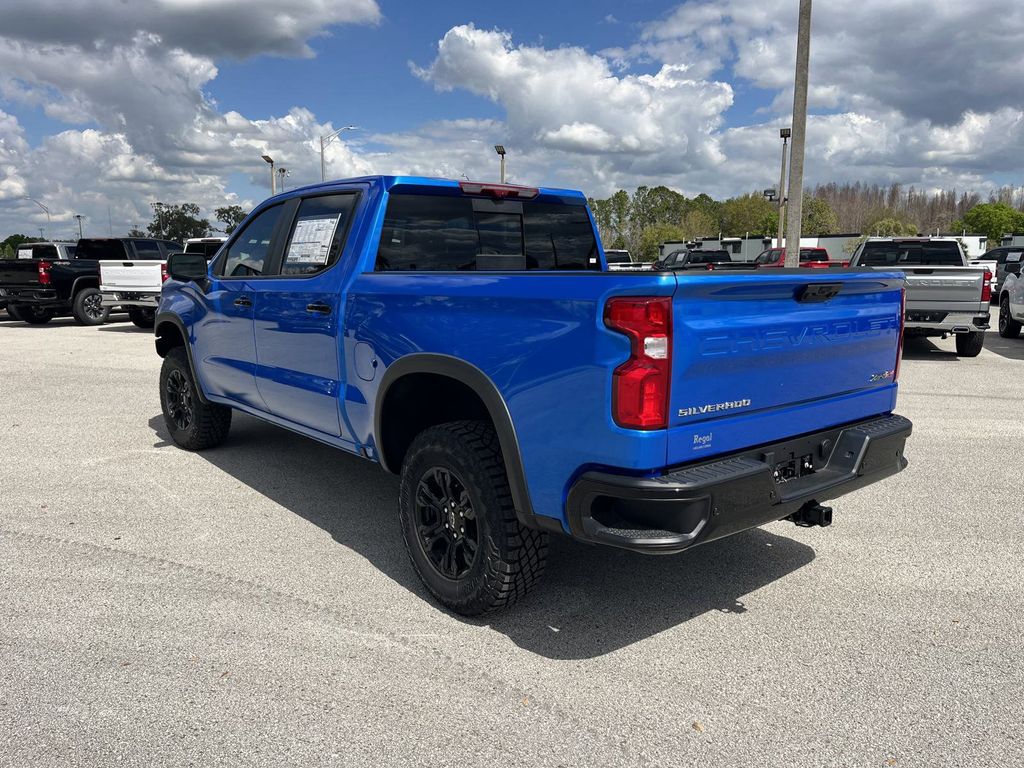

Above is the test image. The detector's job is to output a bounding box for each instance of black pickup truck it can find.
[0,237,182,325]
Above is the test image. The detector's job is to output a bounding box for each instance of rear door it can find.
[666,270,904,464]
[192,204,287,410]
[251,192,360,440]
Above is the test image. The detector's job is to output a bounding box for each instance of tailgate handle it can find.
[123,262,134,267]
[797,283,842,303]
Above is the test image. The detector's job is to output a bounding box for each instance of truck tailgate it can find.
[667,270,903,465]
[899,266,986,312]
[100,260,163,291]
[0,260,42,287]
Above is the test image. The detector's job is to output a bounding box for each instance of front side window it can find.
[220,205,283,278]
[281,195,357,276]
[375,193,598,272]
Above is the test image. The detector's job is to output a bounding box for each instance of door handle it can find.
[233,296,252,308]
[306,303,331,315]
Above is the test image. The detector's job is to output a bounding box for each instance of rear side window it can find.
[133,240,162,260]
[375,194,598,272]
[219,205,283,278]
[75,240,127,260]
[281,194,357,276]
[32,244,58,259]
[857,241,963,266]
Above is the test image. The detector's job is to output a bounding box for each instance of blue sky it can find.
[1,0,1022,237]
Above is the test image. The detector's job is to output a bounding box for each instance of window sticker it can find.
[286,214,341,265]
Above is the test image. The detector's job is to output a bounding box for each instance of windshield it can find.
[857,241,963,266]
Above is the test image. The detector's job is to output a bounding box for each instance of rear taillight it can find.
[161,263,169,282]
[981,270,992,303]
[604,296,672,430]
[37,260,51,285]
[894,287,906,382]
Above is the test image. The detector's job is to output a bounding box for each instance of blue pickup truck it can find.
[155,176,912,614]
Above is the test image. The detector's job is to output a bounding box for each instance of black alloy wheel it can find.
[414,466,479,579]
[83,292,104,321]
[165,369,194,431]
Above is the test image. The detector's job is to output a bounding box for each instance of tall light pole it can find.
[494,145,506,183]
[74,214,85,239]
[319,125,358,182]
[24,196,50,239]
[262,154,276,195]
[777,127,791,251]
[277,167,288,193]
[784,0,813,268]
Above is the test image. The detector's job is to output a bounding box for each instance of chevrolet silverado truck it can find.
[2,241,76,321]
[100,236,217,328]
[849,238,991,357]
[0,237,181,325]
[998,252,1024,338]
[155,176,912,615]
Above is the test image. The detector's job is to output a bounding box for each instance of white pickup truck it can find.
[100,237,224,327]
[998,252,1024,338]
[849,238,992,357]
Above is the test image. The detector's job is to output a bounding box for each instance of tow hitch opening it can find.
[788,501,833,528]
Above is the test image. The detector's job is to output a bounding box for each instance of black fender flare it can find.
[154,312,210,404]
[374,353,554,532]
[70,275,100,297]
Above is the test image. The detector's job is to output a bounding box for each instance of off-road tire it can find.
[955,330,984,357]
[999,295,1022,338]
[72,287,109,326]
[129,306,156,329]
[12,305,54,324]
[159,346,232,450]
[399,420,548,615]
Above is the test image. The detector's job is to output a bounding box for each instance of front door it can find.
[192,203,286,410]
[252,193,360,443]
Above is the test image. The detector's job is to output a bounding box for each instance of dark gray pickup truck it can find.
[849,238,992,357]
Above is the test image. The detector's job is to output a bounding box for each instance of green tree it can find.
[1,243,13,259]
[215,205,249,235]
[678,209,718,241]
[1,234,43,252]
[128,226,146,237]
[864,216,918,237]
[147,203,211,243]
[801,195,839,235]
[720,193,777,236]
[953,202,1024,242]
[637,223,687,261]
[688,193,722,230]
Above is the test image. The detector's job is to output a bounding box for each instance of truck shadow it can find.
[148,413,816,660]
[900,336,958,360]
[984,334,1024,360]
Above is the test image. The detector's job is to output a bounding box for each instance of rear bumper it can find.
[100,291,159,308]
[904,310,989,333]
[566,414,912,554]
[0,287,62,306]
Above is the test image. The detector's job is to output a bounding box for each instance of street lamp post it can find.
[24,196,51,239]
[262,154,276,195]
[777,127,791,251]
[783,0,813,268]
[494,145,506,183]
[319,125,358,182]
[277,167,288,193]
[74,214,85,239]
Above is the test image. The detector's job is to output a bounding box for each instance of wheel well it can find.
[155,321,185,358]
[379,373,491,472]
[71,277,99,295]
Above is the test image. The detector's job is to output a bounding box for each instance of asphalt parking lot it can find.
[1,315,1021,767]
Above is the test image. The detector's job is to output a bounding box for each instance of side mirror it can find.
[167,251,208,283]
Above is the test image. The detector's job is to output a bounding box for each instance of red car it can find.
[755,247,848,268]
